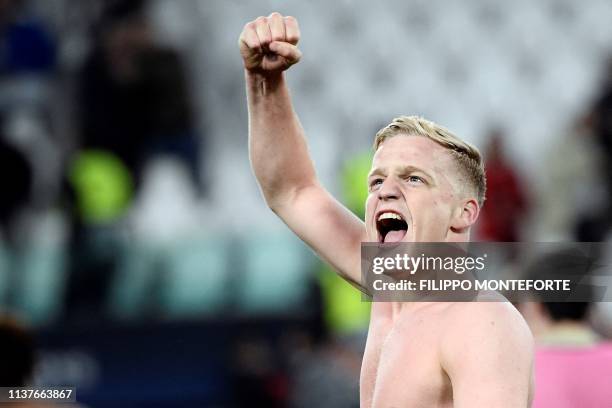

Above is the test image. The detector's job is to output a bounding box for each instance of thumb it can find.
[269,41,302,65]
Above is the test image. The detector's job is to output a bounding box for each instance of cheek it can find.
[365,194,376,224]
[428,199,451,217]
[411,196,452,226]
[365,192,376,208]
[428,203,456,232]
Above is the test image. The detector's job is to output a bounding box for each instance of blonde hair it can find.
[374,115,486,206]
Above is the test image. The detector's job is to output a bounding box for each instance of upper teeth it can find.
[378,212,403,221]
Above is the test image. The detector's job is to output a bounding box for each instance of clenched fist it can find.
[239,12,302,76]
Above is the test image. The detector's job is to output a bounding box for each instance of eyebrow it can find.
[368,165,436,184]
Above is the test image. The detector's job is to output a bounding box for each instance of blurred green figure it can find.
[70,150,133,225]
[318,152,372,335]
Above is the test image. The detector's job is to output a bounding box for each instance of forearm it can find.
[246,71,317,208]
[240,15,366,285]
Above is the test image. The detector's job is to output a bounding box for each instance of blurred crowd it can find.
[0,0,612,406]
[0,0,206,324]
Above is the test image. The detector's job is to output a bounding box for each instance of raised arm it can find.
[239,13,366,287]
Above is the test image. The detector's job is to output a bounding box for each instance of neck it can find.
[389,301,431,318]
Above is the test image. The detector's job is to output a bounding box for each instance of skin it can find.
[366,135,479,245]
[239,13,534,407]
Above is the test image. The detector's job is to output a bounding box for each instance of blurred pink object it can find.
[533,343,612,407]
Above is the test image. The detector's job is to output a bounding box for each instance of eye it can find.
[369,178,384,191]
[406,175,424,184]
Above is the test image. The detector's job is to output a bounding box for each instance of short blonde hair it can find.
[374,115,486,206]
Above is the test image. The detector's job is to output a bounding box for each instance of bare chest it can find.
[360,304,453,408]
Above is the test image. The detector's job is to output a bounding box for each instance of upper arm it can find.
[272,182,368,289]
[441,302,535,408]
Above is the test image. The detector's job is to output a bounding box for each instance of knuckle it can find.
[255,16,267,24]
[269,11,282,18]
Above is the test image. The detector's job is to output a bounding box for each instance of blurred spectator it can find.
[587,56,612,239]
[0,0,59,212]
[534,112,608,241]
[0,0,60,322]
[63,0,205,321]
[521,300,612,408]
[0,121,32,239]
[0,120,32,310]
[477,129,528,242]
[0,0,55,229]
[592,57,612,199]
[62,149,133,322]
[314,152,371,338]
[77,0,200,191]
[0,0,56,75]
[519,249,612,408]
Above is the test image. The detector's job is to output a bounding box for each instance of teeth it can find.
[378,212,404,221]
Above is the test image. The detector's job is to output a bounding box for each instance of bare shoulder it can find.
[442,300,533,350]
[439,300,534,378]
[439,301,534,407]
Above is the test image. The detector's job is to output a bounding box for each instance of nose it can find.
[378,176,400,201]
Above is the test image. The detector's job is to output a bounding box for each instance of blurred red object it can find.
[478,131,528,242]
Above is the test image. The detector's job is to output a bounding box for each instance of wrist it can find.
[246,70,285,94]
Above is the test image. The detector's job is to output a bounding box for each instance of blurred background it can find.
[1,0,612,406]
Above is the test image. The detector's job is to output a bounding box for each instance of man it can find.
[239,13,533,407]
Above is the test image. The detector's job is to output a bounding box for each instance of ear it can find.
[450,198,480,233]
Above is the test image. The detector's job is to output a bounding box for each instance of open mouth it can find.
[377,212,408,243]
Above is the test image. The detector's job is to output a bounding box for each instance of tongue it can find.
[384,229,407,243]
